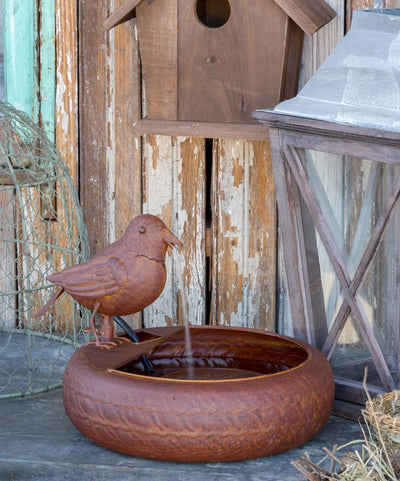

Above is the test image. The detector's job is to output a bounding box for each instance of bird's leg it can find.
[100,315,114,343]
[84,302,101,345]
[85,304,116,349]
[101,315,130,345]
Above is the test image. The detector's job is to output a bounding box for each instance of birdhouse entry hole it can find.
[195,0,231,28]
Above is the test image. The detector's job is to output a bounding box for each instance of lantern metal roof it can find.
[257,9,400,133]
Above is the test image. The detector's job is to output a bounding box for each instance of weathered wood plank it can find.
[133,119,269,141]
[142,135,206,328]
[79,0,108,254]
[211,139,276,330]
[17,185,53,331]
[0,190,16,328]
[3,0,34,115]
[1,0,35,329]
[55,0,78,187]
[79,0,144,331]
[39,0,56,141]
[270,129,321,342]
[114,17,141,240]
[113,10,142,329]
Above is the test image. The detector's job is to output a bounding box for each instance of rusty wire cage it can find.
[0,102,89,398]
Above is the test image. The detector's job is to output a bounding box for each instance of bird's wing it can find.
[47,256,128,301]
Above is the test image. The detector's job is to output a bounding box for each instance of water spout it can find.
[172,247,194,379]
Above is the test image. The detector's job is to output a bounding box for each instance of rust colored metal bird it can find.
[38,214,182,348]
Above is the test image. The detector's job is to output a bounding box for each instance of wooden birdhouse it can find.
[105,0,336,138]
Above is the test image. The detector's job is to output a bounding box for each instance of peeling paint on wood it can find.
[112,12,142,329]
[114,18,141,240]
[142,135,206,328]
[79,0,110,255]
[106,19,116,245]
[211,139,276,330]
[56,0,78,186]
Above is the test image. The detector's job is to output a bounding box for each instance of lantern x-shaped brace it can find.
[281,145,400,391]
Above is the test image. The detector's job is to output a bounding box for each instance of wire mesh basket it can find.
[0,101,89,398]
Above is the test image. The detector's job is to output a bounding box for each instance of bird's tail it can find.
[37,287,64,318]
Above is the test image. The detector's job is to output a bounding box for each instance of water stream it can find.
[172,248,194,379]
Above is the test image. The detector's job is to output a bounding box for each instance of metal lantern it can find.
[255,9,400,411]
[0,102,89,397]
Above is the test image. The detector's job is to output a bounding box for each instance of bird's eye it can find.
[138,226,146,234]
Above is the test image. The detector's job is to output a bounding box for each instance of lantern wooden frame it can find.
[254,110,400,407]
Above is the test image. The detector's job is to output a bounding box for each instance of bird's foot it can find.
[85,340,118,349]
[114,336,131,344]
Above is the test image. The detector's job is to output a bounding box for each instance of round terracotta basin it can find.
[63,325,334,462]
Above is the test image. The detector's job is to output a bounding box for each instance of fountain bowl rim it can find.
[109,325,313,384]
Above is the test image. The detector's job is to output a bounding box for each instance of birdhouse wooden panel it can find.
[105,0,336,136]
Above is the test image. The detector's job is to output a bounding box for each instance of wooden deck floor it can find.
[0,389,363,481]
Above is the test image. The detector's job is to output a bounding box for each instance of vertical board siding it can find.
[211,139,276,330]
[38,0,56,140]
[80,0,142,254]
[3,0,34,115]
[299,0,345,88]
[142,135,206,328]
[55,0,78,187]
[113,18,141,239]
[52,0,81,331]
[0,190,16,328]
[79,0,108,254]
[113,16,142,329]
[79,0,143,328]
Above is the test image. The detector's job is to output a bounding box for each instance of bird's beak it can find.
[163,229,182,250]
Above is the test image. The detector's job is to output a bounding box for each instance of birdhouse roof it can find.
[104,0,336,36]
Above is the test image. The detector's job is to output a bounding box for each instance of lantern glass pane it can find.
[298,148,400,390]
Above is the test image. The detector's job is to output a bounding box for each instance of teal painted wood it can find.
[3,0,55,141]
[3,0,34,116]
[38,0,55,141]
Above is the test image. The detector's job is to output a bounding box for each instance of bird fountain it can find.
[47,214,334,463]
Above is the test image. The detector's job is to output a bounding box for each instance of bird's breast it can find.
[98,256,167,316]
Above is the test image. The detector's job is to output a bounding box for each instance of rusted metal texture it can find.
[63,325,334,462]
[40,214,181,345]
